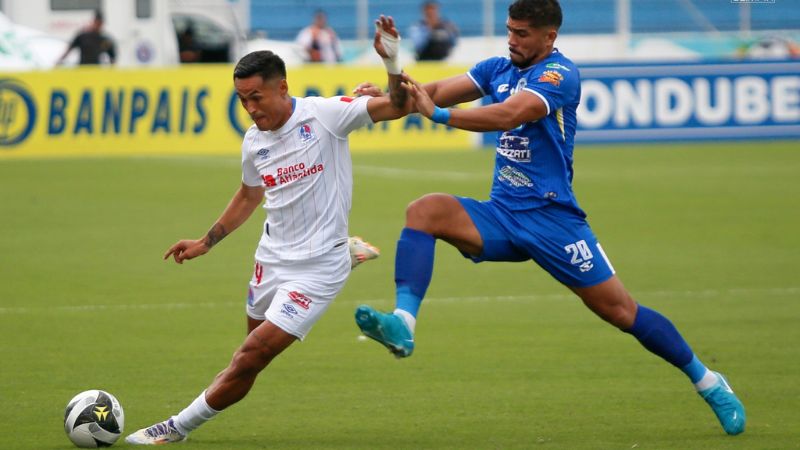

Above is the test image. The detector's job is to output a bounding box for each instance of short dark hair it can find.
[233,50,287,81]
[508,0,562,29]
[94,9,104,22]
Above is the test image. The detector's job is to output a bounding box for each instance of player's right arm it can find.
[164,183,265,264]
[422,74,483,107]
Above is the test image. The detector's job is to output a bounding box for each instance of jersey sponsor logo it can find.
[256,147,270,159]
[288,291,312,310]
[539,70,564,87]
[546,62,571,72]
[497,132,531,162]
[498,165,534,188]
[260,162,325,187]
[298,123,316,143]
[261,174,277,187]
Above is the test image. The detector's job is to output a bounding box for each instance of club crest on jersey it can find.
[256,147,270,159]
[298,123,315,143]
[497,132,531,162]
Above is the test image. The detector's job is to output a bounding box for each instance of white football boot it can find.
[349,236,380,269]
[125,418,187,445]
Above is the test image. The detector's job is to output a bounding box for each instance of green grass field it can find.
[1,141,798,449]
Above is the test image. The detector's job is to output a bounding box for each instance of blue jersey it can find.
[467,49,582,214]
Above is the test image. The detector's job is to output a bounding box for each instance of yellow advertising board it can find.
[0,64,475,158]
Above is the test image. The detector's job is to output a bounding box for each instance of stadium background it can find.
[1,1,799,449]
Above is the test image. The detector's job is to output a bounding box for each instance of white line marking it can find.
[1,287,797,315]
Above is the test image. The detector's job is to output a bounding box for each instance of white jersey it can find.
[241,95,373,260]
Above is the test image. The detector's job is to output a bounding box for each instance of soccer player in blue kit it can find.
[355,0,746,435]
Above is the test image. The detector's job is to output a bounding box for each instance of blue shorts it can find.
[456,197,615,288]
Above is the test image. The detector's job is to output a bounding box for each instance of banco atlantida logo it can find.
[0,79,37,148]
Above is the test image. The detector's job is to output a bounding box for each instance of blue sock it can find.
[682,355,709,384]
[624,305,707,382]
[394,228,435,318]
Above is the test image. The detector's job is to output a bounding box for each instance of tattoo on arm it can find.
[388,73,408,109]
[204,222,228,248]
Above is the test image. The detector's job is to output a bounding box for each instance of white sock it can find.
[172,390,219,435]
[694,370,718,392]
[393,309,416,333]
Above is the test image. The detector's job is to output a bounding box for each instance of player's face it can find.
[234,75,291,131]
[506,18,557,69]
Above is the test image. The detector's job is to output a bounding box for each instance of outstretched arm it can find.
[402,73,547,132]
[164,183,265,264]
[365,15,412,122]
[360,15,480,118]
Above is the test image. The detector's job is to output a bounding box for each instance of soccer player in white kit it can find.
[126,17,409,445]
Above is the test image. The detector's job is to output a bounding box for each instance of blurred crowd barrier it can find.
[0,64,476,157]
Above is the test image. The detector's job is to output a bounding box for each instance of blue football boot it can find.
[698,372,746,435]
[355,305,414,358]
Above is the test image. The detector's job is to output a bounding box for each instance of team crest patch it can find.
[538,70,564,87]
[299,123,315,143]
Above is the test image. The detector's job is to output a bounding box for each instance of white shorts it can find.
[246,243,350,340]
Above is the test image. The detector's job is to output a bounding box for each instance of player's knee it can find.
[601,302,637,329]
[405,196,434,229]
[230,346,272,376]
[405,194,448,230]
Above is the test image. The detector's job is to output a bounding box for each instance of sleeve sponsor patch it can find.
[339,96,354,103]
[538,70,564,87]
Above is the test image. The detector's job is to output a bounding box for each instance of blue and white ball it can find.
[64,390,124,448]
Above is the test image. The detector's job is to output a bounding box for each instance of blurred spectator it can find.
[56,10,116,65]
[296,10,342,64]
[177,25,202,63]
[739,36,800,59]
[408,1,458,61]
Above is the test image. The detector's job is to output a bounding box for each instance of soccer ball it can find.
[63,390,124,448]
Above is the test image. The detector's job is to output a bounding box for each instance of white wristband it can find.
[377,28,401,75]
[383,58,402,75]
